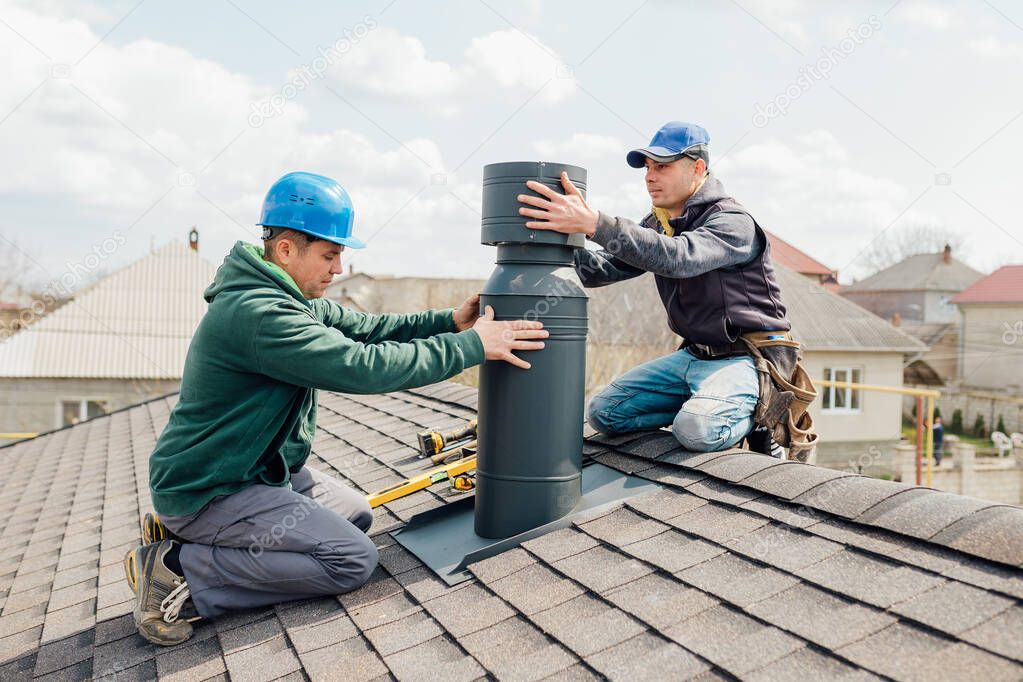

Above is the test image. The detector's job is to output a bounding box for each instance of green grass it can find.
[901,425,998,455]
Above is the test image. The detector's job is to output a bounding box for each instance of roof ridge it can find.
[592,433,1023,569]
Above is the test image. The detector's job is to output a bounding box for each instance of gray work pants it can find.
[160,466,378,619]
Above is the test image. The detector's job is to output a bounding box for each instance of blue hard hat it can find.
[257,171,365,249]
[626,121,710,168]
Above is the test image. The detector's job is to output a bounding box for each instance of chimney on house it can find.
[189,227,199,252]
[891,312,902,327]
[943,243,951,264]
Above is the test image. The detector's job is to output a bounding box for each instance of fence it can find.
[818,379,940,486]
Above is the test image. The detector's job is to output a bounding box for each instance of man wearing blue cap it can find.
[126,172,548,645]
[519,121,791,455]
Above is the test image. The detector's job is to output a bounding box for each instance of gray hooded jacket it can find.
[574,173,790,346]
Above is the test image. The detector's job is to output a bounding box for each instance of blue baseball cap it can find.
[627,121,710,168]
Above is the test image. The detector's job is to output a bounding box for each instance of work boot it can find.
[124,540,198,645]
[124,540,202,621]
[142,512,186,545]
[745,426,786,459]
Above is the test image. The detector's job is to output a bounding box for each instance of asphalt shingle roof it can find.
[1,382,1022,680]
[843,252,984,293]
[775,266,927,353]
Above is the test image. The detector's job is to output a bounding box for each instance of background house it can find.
[765,230,840,291]
[776,266,926,474]
[951,265,1023,394]
[0,290,66,340]
[841,246,984,386]
[0,238,215,443]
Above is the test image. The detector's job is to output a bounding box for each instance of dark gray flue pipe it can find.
[474,161,589,539]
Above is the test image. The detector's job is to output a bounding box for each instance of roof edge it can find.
[0,390,181,451]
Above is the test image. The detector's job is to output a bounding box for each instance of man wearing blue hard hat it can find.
[126,172,548,646]
[519,121,794,456]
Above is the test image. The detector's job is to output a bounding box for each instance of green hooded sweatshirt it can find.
[149,241,484,516]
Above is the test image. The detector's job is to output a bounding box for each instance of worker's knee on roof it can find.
[586,391,620,434]
[672,396,753,452]
[672,412,731,452]
[350,499,373,533]
[316,531,378,592]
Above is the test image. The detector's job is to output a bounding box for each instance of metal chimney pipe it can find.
[474,162,589,539]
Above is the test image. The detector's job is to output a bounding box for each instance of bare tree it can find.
[858,223,969,276]
[0,245,32,303]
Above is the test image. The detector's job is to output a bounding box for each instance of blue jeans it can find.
[588,348,759,452]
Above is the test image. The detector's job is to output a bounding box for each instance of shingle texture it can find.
[1,381,1021,680]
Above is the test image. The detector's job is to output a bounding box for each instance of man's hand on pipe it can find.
[518,171,599,237]
[453,293,481,331]
[472,305,548,370]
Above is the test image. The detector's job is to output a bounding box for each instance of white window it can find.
[821,367,862,413]
[59,399,109,427]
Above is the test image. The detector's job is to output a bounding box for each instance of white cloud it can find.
[969,35,1023,58]
[463,29,575,104]
[795,130,849,162]
[328,27,459,99]
[713,131,936,281]
[738,0,810,47]
[9,0,114,23]
[895,1,953,30]
[530,133,624,163]
[587,180,650,223]
[0,4,493,284]
[329,27,576,111]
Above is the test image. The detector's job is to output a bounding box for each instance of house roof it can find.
[764,231,836,278]
[336,264,926,355]
[951,266,1023,305]
[0,241,215,379]
[844,252,984,294]
[900,322,955,347]
[775,266,927,353]
[1,382,1021,680]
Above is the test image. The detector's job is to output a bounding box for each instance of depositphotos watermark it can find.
[248,15,378,128]
[743,443,886,559]
[0,231,127,340]
[752,15,882,128]
[248,496,318,557]
[1003,321,1023,345]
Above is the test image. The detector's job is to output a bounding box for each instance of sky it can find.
[2,0,1022,294]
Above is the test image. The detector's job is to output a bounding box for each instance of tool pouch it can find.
[741,331,819,462]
